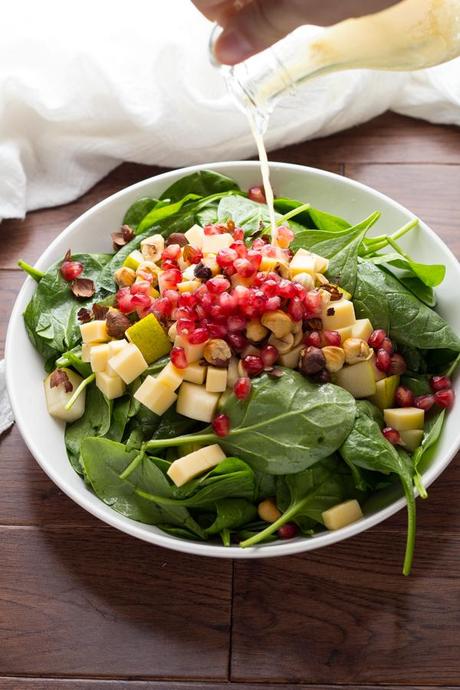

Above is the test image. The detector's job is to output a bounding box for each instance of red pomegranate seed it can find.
[260,344,279,367]
[388,353,407,376]
[228,315,246,332]
[395,386,415,407]
[277,522,299,540]
[323,330,341,347]
[161,259,179,271]
[276,225,295,249]
[234,258,256,278]
[430,375,452,392]
[164,289,180,307]
[242,354,265,377]
[234,376,252,400]
[381,337,394,355]
[383,427,401,445]
[292,283,307,301]
[230,241,248,258]
[178,292,197,309]
[116,287,135,313]
[152,297,173,319]
[304,331,322,348]
[265,296,281,311]
[227,332,248,352]
[278,279,296,299]
[261,279,279,297]
[204,223,227,236]
[368,329,386,349]
[288,297,304,321]
[434,388,455,409]
[414,394,435,411]
[248,185,266,203]
[188,327,209,344]
[176,317,195,336]
[219,292,237,314]
[173,306,193,321]
[232,228,244,241]
[247,250,262,271]
[207,277,230,294]
[216,248,238,270]
[170,346,188,369]
[252,237,268,250]
[208,323,227,338]
[161,268,182,290]
[261,243,277,257]
[304,290,322,317]
[212,413,230,437]
[61,259,84,282]
[376,348,392,373]
[162,244,181,261]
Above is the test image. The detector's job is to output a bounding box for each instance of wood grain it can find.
[0,271,24,356]
[1,683,458,690]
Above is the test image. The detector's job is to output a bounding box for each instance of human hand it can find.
[193,0,397,64]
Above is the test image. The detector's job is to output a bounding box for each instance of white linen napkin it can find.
[0,361,14,435]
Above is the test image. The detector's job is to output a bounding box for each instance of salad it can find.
[20,170,459,573]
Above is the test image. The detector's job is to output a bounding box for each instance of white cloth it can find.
[0,361,14,435]
[0,0,459,221]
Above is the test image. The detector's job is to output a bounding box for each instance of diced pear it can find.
[44,368,86,422]
[184,224,204,249]
[336,325,354,344]
[227,356,239,389]
[123,250,144,271]
[384,407,425,431]
[81,343,92,363]
[400,429,424,451]
[335,360,376,398]
[206,367,228,393]
[95,371,126,400]
[289,248,317,276]
[126,313,171,364]
[174,334,208,364]
[322,299,356,331]
[167,444,226,487]
[369,374,400,410]
[279,344,303,369]
[351,318,373,342]
[176,382,220,422]
[202,233,233,254]
[108,343,148,384]
[90,343,110,373]
[177,279,201,293]
[369,352,386,382]
[80,320,109,344]
[183,361,207,385]
[312,252,329,273]
[134,375,177,415]
[156,362,183,391]
[322,500,363,530]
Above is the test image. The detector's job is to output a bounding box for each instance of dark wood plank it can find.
[0,527,231,679]
[231,530,460,684]
[0,270,24,357]
[345,163,460,252]
[0,682,457,690]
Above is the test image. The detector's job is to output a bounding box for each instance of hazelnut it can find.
[292,329,304,347]
[136,261,160,285]
[320,289,331,309]
[258,498,282,523]
[166,232,188,247]
[246,319,268,342]
[322,346,346,373]
[237,359,247,378]
[343,337,371,365]
[241,344,260,358]
[106,309,131,339]
[140,234,164,262]
[299,346,326,375]
[311,368,332,384]
[203,339,231,367]
[261,310,293,338]
[268,332,295,354]
[114,266,136,287]
[293,272,315,291]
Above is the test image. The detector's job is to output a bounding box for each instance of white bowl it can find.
[6,161,460,559]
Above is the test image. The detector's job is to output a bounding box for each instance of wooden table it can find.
[1,112,460,690]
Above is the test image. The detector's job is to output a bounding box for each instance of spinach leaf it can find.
[106,397,131,443]
[136,194,201,234]
[401,374,431,397]
[413,410,446,473]
[81,437,205,537]
[65,384,113,474]
[56,347,92,378]
[354,262,460,352]
[159,170,241,202]
[218,195,272,235]
[308,207,351,232]
[339,401,416,575]
[123,197,160,229]
[205,498,257,535]
[273,198,315,228]
[398,276,436,308]
[367,253,445,288]
[145,369,356,475]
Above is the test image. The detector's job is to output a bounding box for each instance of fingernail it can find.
[216,30,254,65]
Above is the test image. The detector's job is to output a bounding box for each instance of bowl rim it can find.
[6,159,460,559]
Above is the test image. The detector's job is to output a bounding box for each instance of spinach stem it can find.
[277,203,311,225]
[144,433,215,451]
[402,480,416,576]
[362,218,419,256]
[386,236,411,261]
[119,450,145,480]
[391,217,419,241]
[17,260,45,282]
[240,503,299,548]
[55,356,71,368]
[64,373,95,411]
[414,473,428,500]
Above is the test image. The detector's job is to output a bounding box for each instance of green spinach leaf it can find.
[205,498,257,535]
[159,170,241,202]
[65,384,113,474]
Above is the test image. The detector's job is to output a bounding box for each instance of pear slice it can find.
[334,360,376,398]
[44,368,86,422]
[126,313,171,364]
[369,374,400,410]
[383,407,425,431]
[400,429,424,451]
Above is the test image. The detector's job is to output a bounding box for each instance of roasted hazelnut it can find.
[343,337,371,365]
[258,498,282,523]
[311,368,331,384]
[322,346,346,373]
[166,232,188,247]
[268,332,295,354]
[203,339,232,367]
[299,346,326,375]
[140,234,164,262]
[261,310,293,338]
[114,266,136,287]
[106,309,131,339]
[136,261,160,285]
[292,329,304,347]
[246,319,268,342]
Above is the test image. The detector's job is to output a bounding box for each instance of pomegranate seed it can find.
[227,333,248,352]
[183,245,203,264]
[130,280,151,296]
[207,277,230,294]
[368,328,386,349]
[248,185,266,203]
[395,386,415,407]
[383,427,401,445]
[304,331,322,348]
[261,243,277,257]
[216,248,238,270]
[247,250,262,271]
[434,388,455,409]
[381,337,394,355]
[323,330,341,347]
[219,292,237,314]
[265,296,281,311]
[176,317,195,336]
[212,413,231,437]
[170,346,188,369]
[288,297,304,321]
[152,297,173,319]
[276,225,295,249]
[260,345,279,367]
[376,348,391,373]
[233,285,250,305]
[116,287,135,313]
[178,292,197,309]
[304,290,322,317]
[208,323,227,338]
[261,279,279,297]
[228,315,247,332]
[234,258,256,278]
[234,377,252,400]
[61,260,84,282]
[277,522,299,540]
[250,289,267,314]
[204,223,227,236]
[188,327,209,344]
[430,375,452,392]
[160,268,182,291]
[242,354,265,377]
[278,279,296,299]
[414,394,435,411]
[292,283,307,301]
[230,241,248,258]
[232,228,244,241]
[388,353,407,376]
[173,306,193,321]
[161,259,179,271]
[131,293,151,310]
[162,244,181,261]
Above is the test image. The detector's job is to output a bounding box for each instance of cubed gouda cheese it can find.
[351,318,374,342]
[312,252,329,274]
[95,371,126,400]
[334,360,376,398]
[108,339,128,356]
[206,367,228,393]
[174,334,208,364]
[322,500,363,530]
[90,343,110,373]
[108,343,148,384]
[80,320,109,344]
[176,382,220,422]
[184,224,204,249]
[322,299,356,331]
[134,375,177,415]
[336,325,354,344]
[182,264,197,281]
[157,362,183,391]
[183,362,207,385]
[383,407,425,431]
[289,249,317,276]
[167,444,226,487]
[81,343,92,363]
[202,233,233,255]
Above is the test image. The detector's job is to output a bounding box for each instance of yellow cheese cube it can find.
[322,299,356,331]
[108,339,128,356]
[134,375,177,415]
[157,362,183,391]
[95,371,126,400]
[167,444,226,487]
[289,249,317,276]
[312,253,329,274]
[351,318,373,342]
[322,500,363,530]
[383,407,425,432]
[184,224,204,249]
[108,343,148,384]
[336,325,354,344]
[90,343,110,373]
[334,360,376,398]
[183,362,207,385]
[174,334,208,364]
[202,233,233,254]
[81,343,92,363]
[126,313,171,364]
[80,320,109,344]
[206,367,228,393]
[176,382,220,422]
[177,279,201,293]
